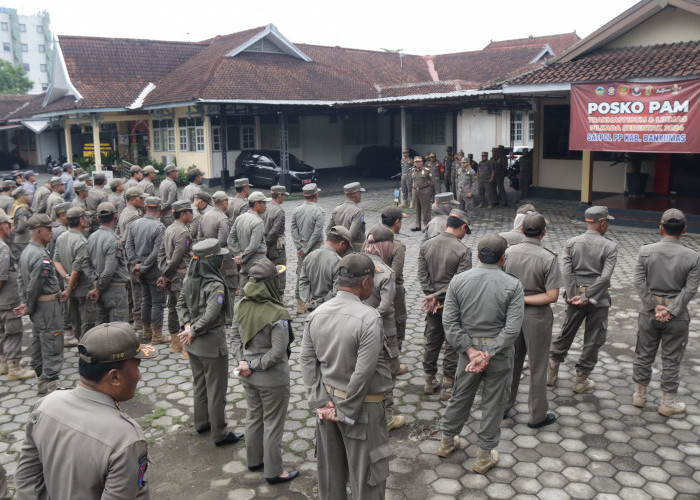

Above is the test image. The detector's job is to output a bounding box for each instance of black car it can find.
[234,150,317,191]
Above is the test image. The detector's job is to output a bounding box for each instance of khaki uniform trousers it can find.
[266,245,287,295]
[393,285,407,351]
[29,299,64,381]
[68,296,96,341]
[413,187,432,229]
[316,400,391,500]
[140,277,165,327]
[519,170,532,200]
[295,243,321,299]
[400,175,412,206]
[508,305,553,424]
[550,303,608,374]
[242,382,289,478]
[422,309,458,381]
[494,173,508,206]
[633,312,689,393]
[129,274,142,322]
[0,308,23,360]
[166,272,185,335]
[441,346,514,450]
[478,180,496,207]
[189,352,229,442]
[96,284,129,324]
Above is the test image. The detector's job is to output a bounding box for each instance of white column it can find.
[92,115,102,171]
[400,107,407,149]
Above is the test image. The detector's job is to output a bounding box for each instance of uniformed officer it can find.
[51,202,71,244]
[138,165,157,196]
[127,197,167,345]
[71,181,89,209]
[159,164,178,226]
[518,148,532,201]
[190,190,212,242]
[233,258,298,484]
[87,173,108,232]
[46,178,66,219]
[14,214,63,394]
[22,170,36,204]
[438,234,524,474]
[451,150,464,198]
[493,146,509,207]
[229,191,269,291]
[31,180,52,214]
[263,185,288,295]
[84,202,130,324]
[177,239,244,446]
[426,153,442,194]
[632,209,700,416]
[291,183,325,314]
[422,192,460,242]
[498,203,536,247]
[0,212,34,381]
[198,191,238,308]
[300,253,393,500]
[51,202,77,346]
[15,322,157,499]
[78,173,93,187]
[399,149,413,208]
[548,206,618,393]
[299,225,351,311]
[503,213,562,427]
[381,206,408,358]
[119,187,146,328]
[157,200,193,359]
[55,207,95,341]
[228,177,252,224]
[0,181,15,214]
[364,225,406,431]
[326,182,365,252]
[411,156,434,231]
[418,209,472,399]
[476,152,496,208]
[60,163,75,202]
[180,168,203,203]
[443,146,454,194]
[108,178,126,214]
[124,165,143,190]
[456,157,476,214]
[10,186,31,259]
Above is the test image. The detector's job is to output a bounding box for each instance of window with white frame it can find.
[242,124,255,149]
[40,64,47,72]
[211,116,257,151]
[411,114,446,144]
[22,63,29,72]
[18,24,25,32]
[511,113,523,142]
[2,43,9,52]
[1,23,7,31]
[343,115,378,145]
[528,114,534,142]
[178,117,204,152]
[153,119,175,152]
[37,25,43,34]
[21,44,27,52]
[38,44,45,53]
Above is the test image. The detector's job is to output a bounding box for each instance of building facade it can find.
[0,8,52,94]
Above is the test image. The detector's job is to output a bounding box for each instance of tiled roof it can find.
[502,41,700,86]
[0,94,36,121]
[484,33,581,55]
[377,81,478,97]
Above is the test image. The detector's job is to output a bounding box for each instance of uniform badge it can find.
[1,250,9,261]
[41,258,52,277]
[282,320,289,329]
[216,293,224,305]
[22,216,27,222]
[185,238,191,248]
[137,456,148,488]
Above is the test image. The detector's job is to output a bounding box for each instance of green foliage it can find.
[177,165,198,185]
[0,60,33,94]
[72,156,93,170]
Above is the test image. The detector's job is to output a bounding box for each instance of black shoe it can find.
[411,227,422,232]
[528,413,556,429]
[214,432,244,446]
[266,470,299,484]
[502,407,514,420]
[248,463,264,472]
[196,423,211,434]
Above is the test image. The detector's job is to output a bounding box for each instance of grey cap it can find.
[129,165,143,174]
[270,185,290,196]
[661,208,686,224]
[73,181,89,193]
[49,176,64,187]
[234,178,252,188]
[52,166,63,175]
[74,167,85,176]
[96,202,117,216]
[79,322,159,364]
[172,200,192,213]
[516,203,536,215]
[66,206,86,218]
[11,187,28,198]
[109,178,125,190]
[125,187,147,200]
[248,191,271,203]
[24,170,36,178]
[343,182,365,194]
[302,183,320,196]
[449,209,471,232]
[584,206,614,222]
[381,206,405,220]
[142,165,157,175]
[435,192,459,205]
[1,180,15,190]
[328,225,352,246]
[78,174,91,182]
[53,202,72,216]
[212,191,228,203]
[144,196,161,208]
[477,234,507,256]
[164,163,178,173]
[93,172,106,182]
[27,214,59,229]
[522,212,546,232]
[62,162,74,171]
[0,211,11,224]
[195,191,213,205]
[367,225,394,243]
[192,238,228,260]
[248,257,285,283]
[338,253,375,278]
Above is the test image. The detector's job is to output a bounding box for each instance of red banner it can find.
[569,79,700,153]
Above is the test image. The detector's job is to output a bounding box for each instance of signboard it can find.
[82,142,113,158]
[569,79,700,153]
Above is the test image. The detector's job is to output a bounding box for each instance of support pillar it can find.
[64,118,72,164]
[220,104,229,189]
[92,115,102,171]
[400,107,407,150]
[581,150,593,203]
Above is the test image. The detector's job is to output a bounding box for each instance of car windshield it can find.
[264,151,307,171]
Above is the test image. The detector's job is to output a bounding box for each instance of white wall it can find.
[300,115,342,169]
[457,108,500,157]
[37,129,60,164]
[607,7,700,49]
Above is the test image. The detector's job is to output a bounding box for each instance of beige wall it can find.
[607,7,700,48]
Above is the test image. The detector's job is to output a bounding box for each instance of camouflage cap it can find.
[79,322,159,364]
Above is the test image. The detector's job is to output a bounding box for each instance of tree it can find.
[0,60,33,94]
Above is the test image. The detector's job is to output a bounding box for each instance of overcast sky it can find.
[15,0,640,54]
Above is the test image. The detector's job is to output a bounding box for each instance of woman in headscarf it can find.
[177,239,243,447]
[233,258,298,485]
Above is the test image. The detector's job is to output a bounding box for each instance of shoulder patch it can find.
[22,215,27,222]
[216,292,224,305]
[137,454,148,488]
[282,319,289,330]
[185,237,191,248]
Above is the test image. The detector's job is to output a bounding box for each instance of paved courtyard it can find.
[1,183,700,499]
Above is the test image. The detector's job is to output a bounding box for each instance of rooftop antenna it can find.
[185,32,191,41]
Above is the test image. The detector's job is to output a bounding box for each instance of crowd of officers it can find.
[1,161,698,499]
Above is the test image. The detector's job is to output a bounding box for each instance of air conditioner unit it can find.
[161,154,175,165]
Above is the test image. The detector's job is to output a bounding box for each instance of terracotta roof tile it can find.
[0,94,36,121]
[377,81,477,97]
[484,33,581,54]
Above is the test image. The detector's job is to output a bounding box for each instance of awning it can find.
[0,124,23,131]
[21,120,50,134]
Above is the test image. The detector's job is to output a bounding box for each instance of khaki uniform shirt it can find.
[387,235,406,287]
[262,201,285,250]
[0,238,19,309]
[227,195,248,224]
[84,226,130,291]
[0,194,14,214]
[634,238,700,320]
[363,254,397,348]
[54,229,92,298]
[422,213,449,242]
[14,385,150,500]
[443,263,524,356]
[300,290,393,422]
[418,231,472,300]
[18,240,60,315]
[457,166,476,195]
[157,220,192,278]
[299,244,340,305]
[124,178,139,191]
[477,160,494,181]
[86,187,107,212]
[180,182,201,203]
[400,158,413,175]
[504,237,563,296]
[158,178,178,214]
[12,204,31,254]
[71,196,87,210]
[499,228,524,247]
[176,278,228,358]
[118,204,142,242]
[326,200,365,248]
[426,159,441,180]
[126,215,165,281]
[190,206,205,243]
[45,192,64,220]
[562,229,618,307]
[411,165,434,190]
[108,192,126,214]
[137,179,155,196]
[228,210,266,263]
[198,207,230,247]
[31,185,51,214]
[291,201,325,254]
[232,319,290,388]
